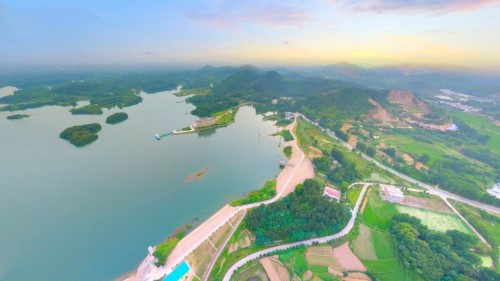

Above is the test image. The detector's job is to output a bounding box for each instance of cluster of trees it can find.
[70,104,103,115]
[59,123,101,147]
[278,129,294,142]
[106,112,128,125]
[187,94,238,117]
[355,142,376,157]
[246,179,351,245]
[461,147,500,170]
[390,214,499,281]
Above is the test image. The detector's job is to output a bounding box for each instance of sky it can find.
[1,0,500,69]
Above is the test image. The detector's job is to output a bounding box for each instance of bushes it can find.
[230,179,277,206]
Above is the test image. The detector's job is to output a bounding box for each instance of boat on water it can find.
[155,134,161,140]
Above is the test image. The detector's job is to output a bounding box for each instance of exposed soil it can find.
[387,90,429,115]
[402,195,453,213]
[402,153,414,164]
[332,242,366,271]
[367,98,398,123]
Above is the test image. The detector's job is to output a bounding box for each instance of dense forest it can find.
[390,214,499,281]
[246,179,351,244]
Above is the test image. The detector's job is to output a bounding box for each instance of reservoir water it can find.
[0,90,284,281]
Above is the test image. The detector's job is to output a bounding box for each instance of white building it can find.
[323,186,341,201]
[380,185,404,203]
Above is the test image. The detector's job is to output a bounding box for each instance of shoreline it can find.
[121,117,314,281]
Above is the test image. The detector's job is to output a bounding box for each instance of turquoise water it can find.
[0,90,284,281]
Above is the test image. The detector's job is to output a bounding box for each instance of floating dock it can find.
[155,132,172,141]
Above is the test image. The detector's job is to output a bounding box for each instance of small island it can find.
[106,112,128,125]
[6,114,30,120]
[60,123,102,147]
[184,167,209,183]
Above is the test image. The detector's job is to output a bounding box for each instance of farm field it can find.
[360,188,398,230]
[451,112,500,153]
[382,134,451,166]
[396,205,472,234]
[233,260,269,281]
[353,223,416,281]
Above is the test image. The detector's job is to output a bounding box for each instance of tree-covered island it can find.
[59,123,102,147]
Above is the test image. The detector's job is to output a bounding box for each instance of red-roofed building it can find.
[323,186,341,201]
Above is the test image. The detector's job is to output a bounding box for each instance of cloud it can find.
[143,51,159,56]
[335,0,500,13]
[187,1,310,27]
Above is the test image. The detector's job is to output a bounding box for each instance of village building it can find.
[380,185,404,203]
[323,186,341,201]
[193,117,215,129]
[163,261,190,281]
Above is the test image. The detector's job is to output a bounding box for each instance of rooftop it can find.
[382,185,403,197]
[324,186,341,198]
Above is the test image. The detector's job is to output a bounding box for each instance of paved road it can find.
[298,113,500,214]
[223,183,371,281]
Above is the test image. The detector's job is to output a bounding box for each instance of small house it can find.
[323,186,341,201]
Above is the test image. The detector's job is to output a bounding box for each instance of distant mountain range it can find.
[281,62,500,98]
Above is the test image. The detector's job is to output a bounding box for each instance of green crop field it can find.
[383,134,451,166]
[361,188,398,230]
[396,205,472,234]
[451,112,500,153]
[356,224,418,281]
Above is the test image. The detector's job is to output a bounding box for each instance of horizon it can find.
[1,0,500,70]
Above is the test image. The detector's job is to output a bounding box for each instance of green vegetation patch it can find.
[364,173,395,184]
[451,112,500,154]
[59,123,102,147]
[6,114,30,120]
[274,129,294,141]
[230,179,277,206]
[175,87,211,97]
[105,112,128,125]
[213,108,237,126]
[389,214,497,281]
[396,205,472,234]
[246,179,351,244]
[153,237,180,266]
[347,185,363,208]
[283,146,292,158]
[70,104,103,115]
[360,188,398,230]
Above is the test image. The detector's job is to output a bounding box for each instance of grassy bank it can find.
[230,179,277,206]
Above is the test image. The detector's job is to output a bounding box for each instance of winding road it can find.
[298,113,500,214]
[222,182,371,281]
